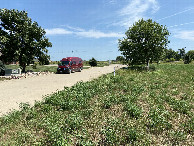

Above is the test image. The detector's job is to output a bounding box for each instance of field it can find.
[5,64,58,73]
[83,61,110,67]
[0,78,10,81]
[0,64,193,145]
[5,65,90,73]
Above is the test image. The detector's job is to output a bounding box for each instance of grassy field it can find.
[0,78,10,81]
[5,65,90,73]
[83,61,110,67]
[0,64,193,145]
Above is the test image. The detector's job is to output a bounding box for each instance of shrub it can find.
[0,60,5,76]
[89,58,97,67]
[165,58,170,62]
[123,101,142,119]
[125,128,139,144]
[32,62,38,69]
[170,58,175,62]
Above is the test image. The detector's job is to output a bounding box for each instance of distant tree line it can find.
[163,48,194,64]
[117,48,194,65]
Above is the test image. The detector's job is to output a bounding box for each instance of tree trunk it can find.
[22,65,26,73]
[146,60,149,71]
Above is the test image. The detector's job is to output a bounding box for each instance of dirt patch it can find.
[0,64,126,116]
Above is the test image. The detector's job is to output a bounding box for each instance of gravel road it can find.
[0,64,125,116]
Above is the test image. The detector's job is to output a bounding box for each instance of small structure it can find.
[5,68,21,76]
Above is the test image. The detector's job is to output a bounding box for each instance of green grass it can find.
[0,78,10,81]
[5,65,58,72]
[0,64,193,145]
[83,61,110,67]
[5,65,90,73]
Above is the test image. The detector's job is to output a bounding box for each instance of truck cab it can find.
[57,57,83,74]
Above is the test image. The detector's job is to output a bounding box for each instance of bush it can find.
[89,57,97,67]
[0,60,5,76]
[184,54,192,64]
[170,58,175,62]
[32,62,38,69]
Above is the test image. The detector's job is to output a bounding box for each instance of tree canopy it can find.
[0,9,52,72]
[184,50,194,64]
[89,57,97,67]
[118,19,170,69]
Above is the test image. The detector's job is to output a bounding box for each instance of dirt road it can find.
[0,64,125,116]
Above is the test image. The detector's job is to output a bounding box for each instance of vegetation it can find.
[5,64,57,73]
[3,64,90,73]
[163,48,186,62]
[0,64,193,145]
[0,60,5,76]
[89,57,97,67]
[116,56,125,63]
[0,9,52,72]
[84,60,109,67]
[119,19,170,69]
[184,50,194,64]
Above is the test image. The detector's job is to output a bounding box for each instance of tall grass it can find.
[0,64,193,145]
[5,65,58,72]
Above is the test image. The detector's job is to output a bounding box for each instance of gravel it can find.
[0,64,125,116]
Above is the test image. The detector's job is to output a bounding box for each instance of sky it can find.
[1,0,194,61]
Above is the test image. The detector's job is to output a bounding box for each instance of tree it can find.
[164,48,179,61]
[0,9,52,72]
[89,57,97,67]
[184,50,194,64]
[116,56,125,62]
[178,47,186,60]
[0,60,5,76]
[118,19,170,69]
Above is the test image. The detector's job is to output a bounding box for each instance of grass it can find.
[5,65,90,73]
[83,61,110,67]
[0,78,10,81]
[0,64,193,145]
[5,64,58,72]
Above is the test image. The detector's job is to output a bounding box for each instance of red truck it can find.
[57,57,83,74]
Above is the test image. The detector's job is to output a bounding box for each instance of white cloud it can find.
[157,8,194,21]
[169,22,194,28]
[118,0,159,27]
[76,29,123,38]
[45,28,72,35]
[174,30,194,41]
[108,0,117,5]
[45,27,123,38]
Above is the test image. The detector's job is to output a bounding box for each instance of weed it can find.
[146,107,172,133]
[0,64,193,145]
[124,128,139,144]
[123,101,142,119]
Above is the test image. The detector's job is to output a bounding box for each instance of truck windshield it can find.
[61,61,69,65]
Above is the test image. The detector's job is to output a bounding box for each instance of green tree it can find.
[184,50,194,64]
[118,19,170,69]
[89,57,97,67]
[116,56,125,62]
[164,48,179,61]
[0,9,52,72]
[178,47,186,60]
[0,60,5,76]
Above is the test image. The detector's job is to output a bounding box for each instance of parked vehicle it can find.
[57,57,83,74]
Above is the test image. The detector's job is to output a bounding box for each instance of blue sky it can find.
[1,0,194,61]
